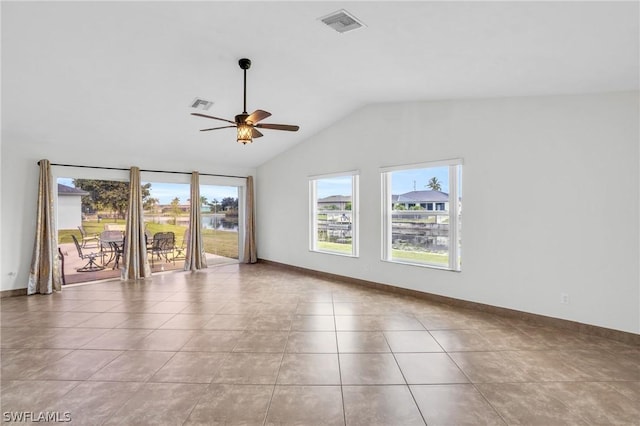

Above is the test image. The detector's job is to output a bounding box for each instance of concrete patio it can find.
[59,243,237,285]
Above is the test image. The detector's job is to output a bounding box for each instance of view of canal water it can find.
[147,214,238,232]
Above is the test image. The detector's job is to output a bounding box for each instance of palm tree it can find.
[426,177,442,191]
[200,196,208,207]
[209,198,219,214]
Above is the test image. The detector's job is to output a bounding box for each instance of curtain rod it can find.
[36,161,247,179]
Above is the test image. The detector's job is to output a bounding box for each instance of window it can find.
[309,172,359,256]
[381,159,462,271]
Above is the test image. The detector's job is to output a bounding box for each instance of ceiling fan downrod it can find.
[239,58,251,115]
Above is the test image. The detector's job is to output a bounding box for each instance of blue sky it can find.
[58,177,238,205]
[391,166,449,194]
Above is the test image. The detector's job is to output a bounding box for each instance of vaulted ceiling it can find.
[3,1,638,169]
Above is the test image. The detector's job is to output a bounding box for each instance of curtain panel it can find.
[122,166,151,280]
[28,159,63,294]
[243,175,257,264]
[184,172,207,271]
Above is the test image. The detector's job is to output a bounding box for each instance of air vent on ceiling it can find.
[190,98,213,110]
[319,9,365,34]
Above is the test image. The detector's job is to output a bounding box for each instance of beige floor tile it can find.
[212,352,282,384]
[0,380,79,413]
[81,328,152,350]
[158,313,214,329]
[1,348,72,380]
[1,327,46,348]
[75,312,130,328]
[337,331,391,353]
[335,315,425,331]
[89,350,175,382]
[178,302,226,314]
[72,300,124,313]
[132,329,195,351]
[429,329,494,351]
[104,382,207,425]
[395,353,469,384]
[285,331,337,353]
[266,385,344,426]
[140,301,192,314]
[477,382,587,425]
[115,313,175,329]
[277,353,341,385]
[185,384,272,425]
[410,384,506,425]
[27,349,123,380]
[204,314,252,330]
[384,330,443,352]
[448,351,532,383]
[565,349,640,381]
[291,315,336,331]
[343,385,424,426]
[606,381,640,402]
[150,351,227,383]
[296,302,334,315]
[247,314,293,331]
[233,331,288,353]
[45,381,142,426]
[340,353,405,385]
[0,264,636,425]
[548,381,640,424]
[181,330,241,352]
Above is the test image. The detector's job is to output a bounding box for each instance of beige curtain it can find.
[28,159,63,294]
[184,172,207,270]
[243,175,257,263]
[122,166,151,279]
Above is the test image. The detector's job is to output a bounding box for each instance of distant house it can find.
[317,195,351,210]
[393,190,449,211]
[57,183,89,230]
[318,191,450,211]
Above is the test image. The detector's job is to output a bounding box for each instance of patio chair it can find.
[173,229,189,260]
[149,232,176,266]
[77,225,99,248]
[71,235,105,272]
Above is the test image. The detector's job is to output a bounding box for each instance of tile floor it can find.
[1,263,638,425]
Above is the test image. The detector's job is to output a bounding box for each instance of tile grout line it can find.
[260,301,295,426]
[332,292,348,426]
[383,330,428,426]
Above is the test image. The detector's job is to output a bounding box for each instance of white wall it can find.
[57,196,83,230]
[0,140,255,292]
[256,92,639,334]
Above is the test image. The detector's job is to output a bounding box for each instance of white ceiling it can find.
[3,1,638,169]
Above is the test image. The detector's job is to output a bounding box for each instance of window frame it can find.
[309,171,359,257]
[381,159,462,271]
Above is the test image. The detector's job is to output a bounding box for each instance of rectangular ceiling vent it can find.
[190,98,213,110]
[319,9,365,34]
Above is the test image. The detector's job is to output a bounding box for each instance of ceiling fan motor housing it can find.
[235,113,250,124]
[239,58,251,70]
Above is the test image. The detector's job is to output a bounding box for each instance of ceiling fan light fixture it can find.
[237,124,253,144]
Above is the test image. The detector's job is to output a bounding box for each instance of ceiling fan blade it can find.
[191,112,236,125]
[252,128,264,138]
[255,123,300,132]
[247,109,272,124]
[200,125,237,132]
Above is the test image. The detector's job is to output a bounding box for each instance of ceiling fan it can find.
[191,58,299,145]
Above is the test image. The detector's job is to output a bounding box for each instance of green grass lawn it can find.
[60,219,238,259]
[317,241,353,254]
[391,249,448,266]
